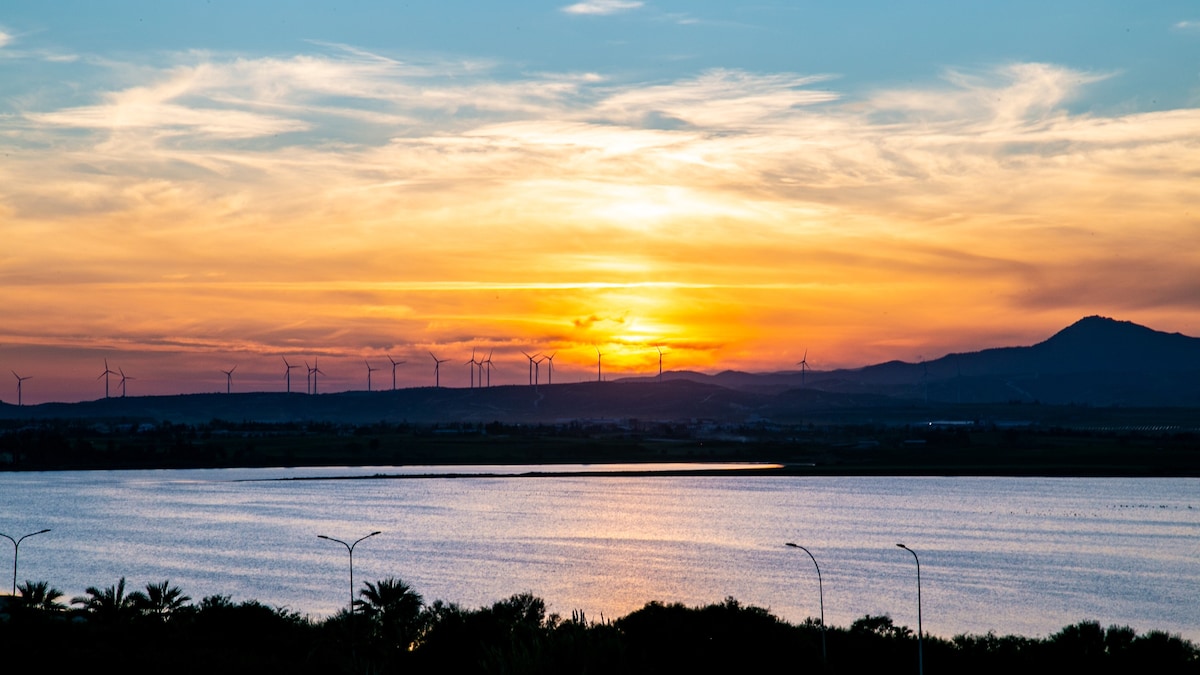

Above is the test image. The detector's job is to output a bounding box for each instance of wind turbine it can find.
[365,360,379,392]
[532,354,546,387]
[429,352,448,388]
[521,351,540,386]
[797,349,810,388]
[97,359,117,398]
[221,365,237,394]
[305,361,313,395]
[596,347,603,383]
[465,349,479,389]
[482,349,495,387]
[311,358,325,395]
[656,346,663,382]
[12,371,31,407]
[283,357,300,393]
[387,355,405,391]
[118,368,134,398]
[544,352,556,385]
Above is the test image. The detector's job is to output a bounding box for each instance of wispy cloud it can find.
[1173,20,1200,32]
[562,1,644,16]
[3,47,1198,390]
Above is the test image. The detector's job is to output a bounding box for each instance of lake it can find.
[1,466,1197,641]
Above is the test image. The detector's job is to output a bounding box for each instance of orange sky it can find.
[2,12,1199,402]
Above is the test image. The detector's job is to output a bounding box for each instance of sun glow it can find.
[1,20,1197,402]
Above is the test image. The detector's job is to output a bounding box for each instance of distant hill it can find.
[626,316,1200,407]
[1,317,1197,424]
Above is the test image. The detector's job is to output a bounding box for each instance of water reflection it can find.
[1,468,1196,641]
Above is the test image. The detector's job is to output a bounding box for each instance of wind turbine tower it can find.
[797,349,810,388]
[221,365,237,394]
[544,352,556,385]
[12,371,31,407]
[387,355,405,391]
[429,352,449,388]
[521,351,540,386]
[532,354,547,387]
[283,357,300,393]
[656,346,663,382]
[596,347,603,383]
[118,368,134,398]
[97,359,117,399]
[482,349,495,387]
[465,349,479,389]
[311,358,325,395]
[365,360,379,392]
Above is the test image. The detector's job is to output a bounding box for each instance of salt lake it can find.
[1,466,1196,641]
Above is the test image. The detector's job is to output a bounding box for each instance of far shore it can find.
[3,416,1197,477]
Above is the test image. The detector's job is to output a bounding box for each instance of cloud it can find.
[562,1,644,16]
[573,314,627,329]
[1173,20,1200,32]
[0,29,11,49]
[3,51,1198,392]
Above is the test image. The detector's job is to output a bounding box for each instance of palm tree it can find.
[131,580,191,619]
[71,577,138,622]
[355,577,425,653]
[16,580,65,612]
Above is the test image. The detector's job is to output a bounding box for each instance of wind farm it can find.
[3,317,1198,419]
[2,317,1200,484]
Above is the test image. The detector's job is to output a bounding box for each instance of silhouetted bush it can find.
[3,580,1198,674]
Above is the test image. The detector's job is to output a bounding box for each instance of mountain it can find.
[631,316,1200,406]
[0,317,1197,425]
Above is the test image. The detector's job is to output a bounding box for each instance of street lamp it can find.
[785,542,826,668]
[317,531,381,616]
[896,543,923,675]
[1,528,51,596]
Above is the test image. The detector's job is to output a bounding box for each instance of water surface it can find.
[2,466,1196,641]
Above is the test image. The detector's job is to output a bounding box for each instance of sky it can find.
[1,1,1198,403]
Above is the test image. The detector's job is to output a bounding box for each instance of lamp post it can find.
[317,531,381,616]
[896,543,923,675]
[785,542,826,668]
[1,529,51,596]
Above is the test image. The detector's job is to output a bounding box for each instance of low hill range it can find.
[2,316,1198,426]
[637,316,1200,407]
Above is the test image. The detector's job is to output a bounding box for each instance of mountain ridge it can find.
[1,316,1197,423]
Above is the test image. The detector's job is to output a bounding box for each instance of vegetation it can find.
[1,577,1196,674]
[1,415,1197,476]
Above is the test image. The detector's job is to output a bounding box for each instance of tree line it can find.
[1,576,1196,674]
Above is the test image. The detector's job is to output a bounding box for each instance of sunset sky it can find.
[2,1,1198,403]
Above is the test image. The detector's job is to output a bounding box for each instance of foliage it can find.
[5,580,1198,674]
[354,575,426,653]
[15,579,65,613]
[130,579,192,619]
[70,576,138,622]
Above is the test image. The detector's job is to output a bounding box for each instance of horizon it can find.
[3,314,1191,406]
[3,3,1199,404]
